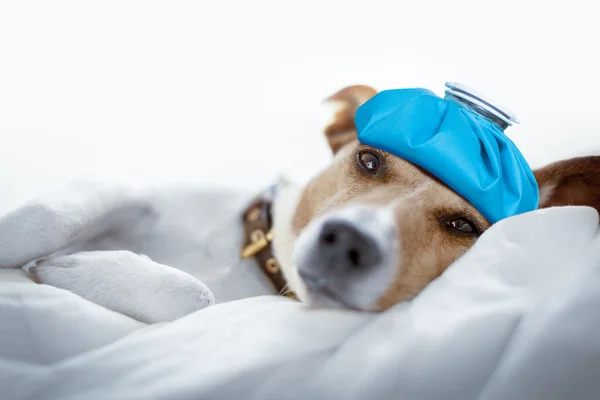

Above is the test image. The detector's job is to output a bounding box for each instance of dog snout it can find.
[317,221,382,271]
[293,207,397,310]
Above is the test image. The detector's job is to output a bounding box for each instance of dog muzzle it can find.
[355,82,539,223]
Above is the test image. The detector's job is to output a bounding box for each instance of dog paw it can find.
[29,251,215,323]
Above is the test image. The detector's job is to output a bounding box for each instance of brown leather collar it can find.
[241,190,297,300]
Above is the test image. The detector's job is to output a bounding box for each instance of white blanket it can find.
[1,196,600,399]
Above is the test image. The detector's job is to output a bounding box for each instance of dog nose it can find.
[318,221,381,271]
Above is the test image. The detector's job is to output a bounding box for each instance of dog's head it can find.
[274,85,600,311]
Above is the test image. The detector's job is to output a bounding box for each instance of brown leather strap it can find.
[241,196,297,300]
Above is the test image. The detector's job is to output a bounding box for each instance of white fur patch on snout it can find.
[293,205,397,311]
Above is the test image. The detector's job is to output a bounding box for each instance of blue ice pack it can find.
[355,82,538,223]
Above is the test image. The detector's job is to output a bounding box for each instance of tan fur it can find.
[324,85,378,154]
[534,156,600,214]
[292,85,600,311]
[293,139,490,310]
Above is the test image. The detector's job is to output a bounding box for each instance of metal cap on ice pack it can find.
[444,82,519,130]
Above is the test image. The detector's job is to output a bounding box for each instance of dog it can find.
[3,85,599,322]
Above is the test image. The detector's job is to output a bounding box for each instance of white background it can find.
[1,0,599,214]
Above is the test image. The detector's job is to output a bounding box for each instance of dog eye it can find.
[357,150,380,174]
[444,217,480,236]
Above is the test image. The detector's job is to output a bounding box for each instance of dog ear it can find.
[324,85,377,154]
[534,156,600,216]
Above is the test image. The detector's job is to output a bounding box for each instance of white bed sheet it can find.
[1,206,600,400]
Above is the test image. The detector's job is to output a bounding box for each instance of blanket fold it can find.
[1,182,599,400]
